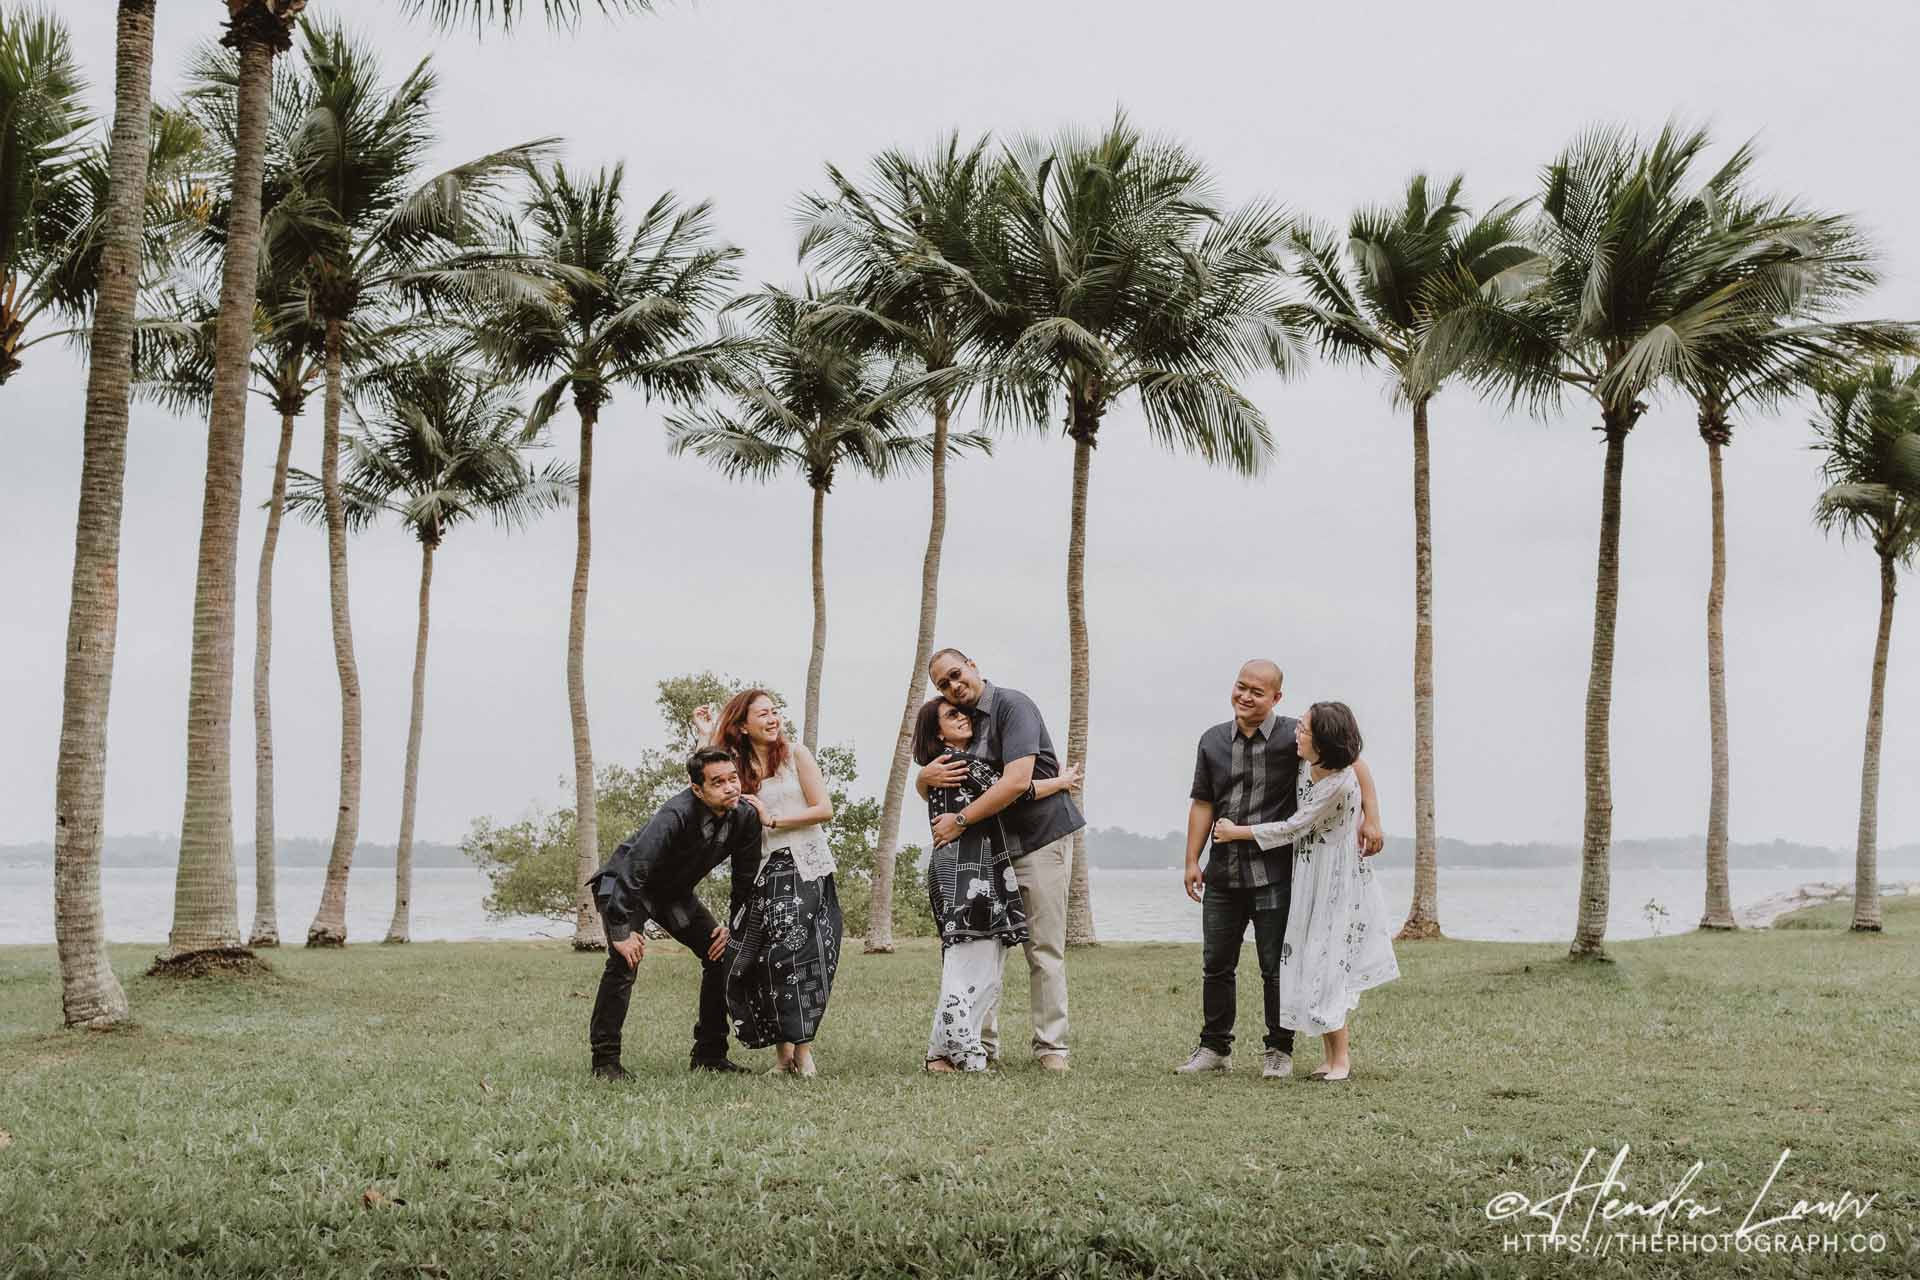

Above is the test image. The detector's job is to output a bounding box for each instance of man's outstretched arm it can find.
[929,755,1034,847]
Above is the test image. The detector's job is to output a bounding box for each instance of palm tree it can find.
[285,18,559,948]
[159,0,308,971]
[1809,361,1920,933]
[1430,123,1836,959]
[950,114,1303,943]
[48,0,153,1027]
[3,15,203,387]
[795,133,1001,953]
[668,283,988,751]
[0,4,88,386]
[1286,174,1537,942]
[1671,198,1909,932]
[135,276,323,950]
[289,355,573,943]
[479,161,742,950]
[138,298,419,949]
[137,42,333,948]
[159,0,656,970]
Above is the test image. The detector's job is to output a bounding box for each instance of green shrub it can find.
[462,672,934,939]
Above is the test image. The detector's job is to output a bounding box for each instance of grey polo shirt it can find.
[966,681,1086,855]
[1190,711,1300,890]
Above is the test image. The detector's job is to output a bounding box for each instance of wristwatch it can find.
[954,813,970,829]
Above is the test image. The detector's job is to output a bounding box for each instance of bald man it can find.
[1177,660,1383,1078]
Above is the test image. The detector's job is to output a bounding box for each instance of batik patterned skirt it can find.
[725,848,842,1049]
[925,826,1029,950]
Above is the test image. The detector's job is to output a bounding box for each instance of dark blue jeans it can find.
[1199,882,1294,1055]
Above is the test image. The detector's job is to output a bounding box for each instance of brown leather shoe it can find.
[1038,1053,1069,1074]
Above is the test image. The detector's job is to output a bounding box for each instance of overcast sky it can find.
[5,0,1916,854]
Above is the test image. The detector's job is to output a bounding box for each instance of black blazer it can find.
[585,789,761,942]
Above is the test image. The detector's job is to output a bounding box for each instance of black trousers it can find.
[1199,881,1295,1055]
[588,896,731,1066]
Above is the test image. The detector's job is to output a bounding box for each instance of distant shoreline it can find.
[3,828,1916,872]
[3,862,1905,948]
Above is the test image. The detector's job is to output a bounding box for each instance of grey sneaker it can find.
[1262,1049,1293,1079]
[1175,1045,1230,1074]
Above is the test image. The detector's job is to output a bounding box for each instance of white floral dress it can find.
[1249,761,1399,1033]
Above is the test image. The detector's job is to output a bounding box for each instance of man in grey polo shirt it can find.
[916,648,1082,1073]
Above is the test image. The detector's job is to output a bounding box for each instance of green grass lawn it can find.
[3,912,1916,1278]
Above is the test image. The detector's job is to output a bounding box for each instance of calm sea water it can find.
[0,859,1898,947]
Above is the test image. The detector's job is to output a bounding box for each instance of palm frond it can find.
[662,411,798,482]
[1132,368,1273,475]
[1809,359,1920,564]
[321,351,573,542]
[396,0,657,35]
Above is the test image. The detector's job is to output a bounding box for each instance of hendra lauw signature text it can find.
[1485,1146,1877,1242]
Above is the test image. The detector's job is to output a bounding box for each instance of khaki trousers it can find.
[980,832,1071,1059]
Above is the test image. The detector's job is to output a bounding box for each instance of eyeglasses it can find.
[933,670,965,691]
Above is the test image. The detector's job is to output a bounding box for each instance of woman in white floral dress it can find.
[1212,702,1397,1081]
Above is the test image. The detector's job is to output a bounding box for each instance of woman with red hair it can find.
[694,691,838,1076]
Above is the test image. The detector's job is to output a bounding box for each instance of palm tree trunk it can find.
[52,0,154,1026]
[306,317,360,948]
[804,483,827,751]
[386,539,434,945]
[163,21,281,965]
[2,273,27,385]
[1571,418,1629,959]
[1700,429,1735,930]
[1850,553,1896,932]
[568,402,604,951]
[248,403,297,948]
[866,395,951,954]
[1064,431,1097,946]
[1399,396,1441,940]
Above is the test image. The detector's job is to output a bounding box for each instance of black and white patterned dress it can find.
[724,759,842,1049]
[1248,761,1399,1033]
[924,751,1029,950]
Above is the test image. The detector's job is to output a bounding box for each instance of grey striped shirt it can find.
[1190,712,1300,890]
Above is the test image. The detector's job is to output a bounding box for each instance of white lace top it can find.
[756,755,835,881]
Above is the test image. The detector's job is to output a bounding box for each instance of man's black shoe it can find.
[689,1057,750,1074]
[591,1061,635,1082]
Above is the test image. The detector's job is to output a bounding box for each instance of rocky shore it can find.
[1738,879,1919,927]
